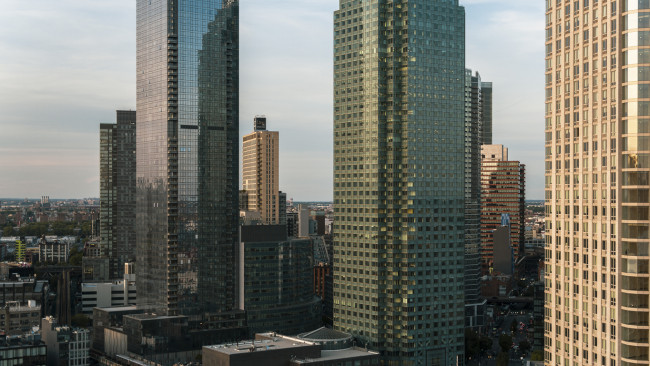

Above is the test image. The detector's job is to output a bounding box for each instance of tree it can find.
[71,313,91,328]
[465,329,480,359]
[2,226,13,236]
[479,335,493,353]
[531,349,544,361]
[68,246,83,266]
[519,339,531,355]
[496,352,509,366]
[498,333,513,353]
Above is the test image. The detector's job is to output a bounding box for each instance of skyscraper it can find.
[333,1,466,364]
[135,0,239,319]
[480,145,525,274]
[480,81,492,145]
[544,2,645,365]
[464,69,487,329]
[242,116,280,224]
[99,110,136,281]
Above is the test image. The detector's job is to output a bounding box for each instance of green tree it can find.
[479,335,493,353]
[531,349,544,361]
[496,352,509,366]
[71,313,91,328]
[498,333,513,353]
[69,246,83,266]
[2,226,14,236]
[465,329,480,359]
[519,339,531,355]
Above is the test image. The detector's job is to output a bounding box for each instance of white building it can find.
[81,272,136,314]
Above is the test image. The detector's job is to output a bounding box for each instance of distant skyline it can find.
[0,0,543,200]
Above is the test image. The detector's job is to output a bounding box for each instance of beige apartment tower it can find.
[545,1,650,365]
[242,116,280,224]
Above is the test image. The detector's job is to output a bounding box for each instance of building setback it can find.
[135,0,241,322]
[99,110,136,281]
[242,116,280,224]
[544,1,648,365]
[480,146,525,275]
[333,0,466,364]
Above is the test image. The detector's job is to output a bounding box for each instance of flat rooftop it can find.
[204,336,316,356]
[318,347,379,360]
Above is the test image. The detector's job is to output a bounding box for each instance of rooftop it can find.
[204,336,316,356]
[292,347,379,363]
[297,327,351,342]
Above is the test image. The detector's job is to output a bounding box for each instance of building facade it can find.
[464,69,488,330]
[81,278,136,314]
[0,335,46,366]
[242,116,281,224]
[99,110,136,281]
[135,0,240,320]
[38,239,69,264]
[0,300,40,336]
[333,1,466,364]
[543,1,639,365]
[42,317,90,366]
[239,225,321,336]
[480,145,525,275]
[480,81,492,145]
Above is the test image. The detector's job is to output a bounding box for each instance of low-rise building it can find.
[42,316,90,366]
[0,333,47,365]
[39,238,70,264]
[0,300,41,335]
[81,271,136,314]
[202,331,379,366]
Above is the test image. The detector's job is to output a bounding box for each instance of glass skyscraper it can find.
[99,110,136,281]
[464,70,487,330]
[333,1,466,364]
[135,0,239,319]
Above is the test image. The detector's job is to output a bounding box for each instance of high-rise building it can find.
[135,0,240,319]
[239,225,322,336]
[464,69,487,330]
[333,1,466,364]
[480,145,525,275]
[480,82,492,145]
[543,2,648,365]
[242,116,280,224]
[99,111,136,281]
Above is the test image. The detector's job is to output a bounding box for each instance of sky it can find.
[0,0,544,201]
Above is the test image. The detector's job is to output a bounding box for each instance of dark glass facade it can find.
[333,1,466,364]
[479,82,492,145]
[136,0,239,318]
[240,225,322,336]
[99,110,136,281]
[464,70,486,329]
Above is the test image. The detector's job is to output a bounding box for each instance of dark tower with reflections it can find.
[136,0,239,321]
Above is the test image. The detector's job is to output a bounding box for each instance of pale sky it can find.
[0,0,544,200]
